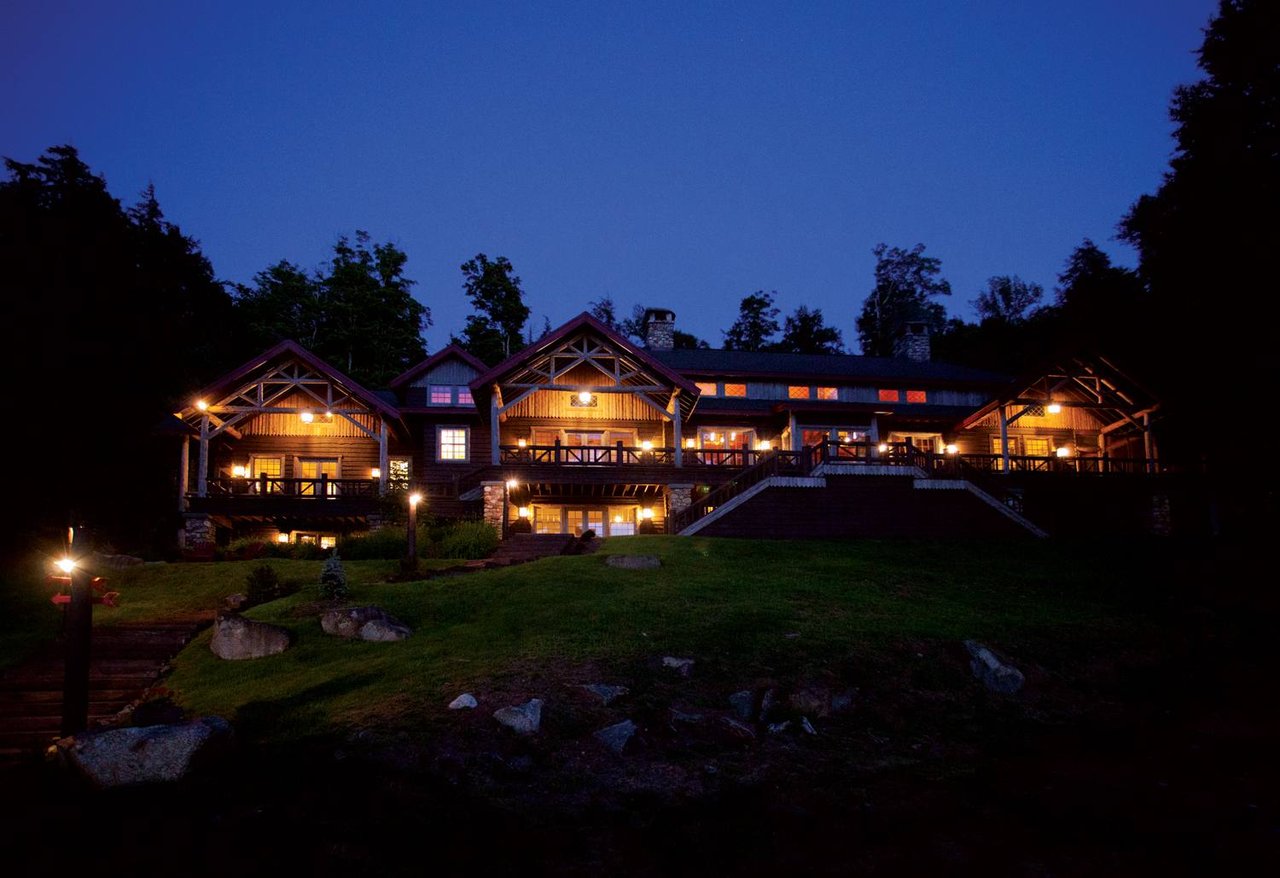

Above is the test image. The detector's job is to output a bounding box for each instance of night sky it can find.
[3,1,1215,353]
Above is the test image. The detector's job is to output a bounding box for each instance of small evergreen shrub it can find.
[438,521,499,559]
[244,563,284,605]
[318,552,349,601]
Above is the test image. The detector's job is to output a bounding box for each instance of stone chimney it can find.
[643,308,676,350]
[892,318,931,362]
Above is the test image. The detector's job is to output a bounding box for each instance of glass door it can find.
[298,458,339,495]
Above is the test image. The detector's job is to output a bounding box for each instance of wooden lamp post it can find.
[404,492,422,575]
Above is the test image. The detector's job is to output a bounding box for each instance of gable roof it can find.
[388,343,488,390]
[470,312,702,397]
[178,339,401,422]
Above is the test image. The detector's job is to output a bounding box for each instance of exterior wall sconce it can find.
[755,440,772,451]
[1056,446,1071,458]
[276,533,290,544]
[640,508,654,520]
[506,479,518,489]
[517,438,527,448]
[195,399,208,411]
[641,440,653,451]
[517,506,531,519]
[683,438,696,449]
[1047,403,1062,414]
[232,465,247,477]
[613,514,624,524]
[371,467,381,479]
[945,444,958,455]
[570,390,597,407]
[878,443,889,453]
[299,410,314,423]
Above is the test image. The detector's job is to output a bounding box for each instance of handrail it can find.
[668,449,812,533]
[202,476,378,498]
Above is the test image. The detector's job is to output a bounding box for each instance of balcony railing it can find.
[201,476,380,498]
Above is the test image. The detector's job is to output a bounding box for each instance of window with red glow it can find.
[816,387,837,400]
[878,389,900,402]
[724,383,747,397]
[906,390,927,403]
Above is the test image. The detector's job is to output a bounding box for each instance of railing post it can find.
[555,438,562,465]
[260,472,269,495]
[617,440,625,464]
[319,473,328,499]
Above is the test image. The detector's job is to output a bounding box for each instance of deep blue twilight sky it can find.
[3,1,1216,353]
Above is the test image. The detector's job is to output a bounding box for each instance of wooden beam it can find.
[178,435,189,512]
[197,414,209,498]
[999,406,1010,474]
[378,420,389,496]
[490,392,501,465]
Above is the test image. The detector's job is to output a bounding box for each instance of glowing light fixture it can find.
[577,390,593,404]
[506,479,518,490]
[613,514,623,524]
[517,438,527,448]
[517,506,530,519]
[729,432,737,442]
[409,492,423,507]
[324,410,333,420]
[195,399,208,411]
[756,440,772,451]
[641,440,653,451]
[55,558,76,573]
[276,533,290,544]
[878,443,889,453]
[371,467,381,479]
[945,444,958,455]
[232,465,247,478]
[299,410,314,423]
[1047,402,1062,415]
[683,438,695,449]
[640,508,654,520]
[1056,446,1071,458]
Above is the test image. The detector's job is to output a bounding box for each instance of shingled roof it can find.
[647,348,1009,386]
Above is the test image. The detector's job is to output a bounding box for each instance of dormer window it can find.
[427,385,474,406]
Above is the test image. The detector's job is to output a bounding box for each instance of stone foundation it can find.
[182,513,216,555]
[667,483,694,518]
[1149,492,1172,536]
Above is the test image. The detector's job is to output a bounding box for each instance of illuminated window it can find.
[388,458,410,490]
[816,387,837,400]
[695,382,717,396]
[319,536,337,550]
[724,383,747,397]
[906,390,927,403]
[878,389,900,402]
[788,386,810,399]
[1024,437,1051,457]
[457,387,474,406]
[438,427,469,461]
[534,507,562,535]
[250,457,282,478]
[429,385,453,404]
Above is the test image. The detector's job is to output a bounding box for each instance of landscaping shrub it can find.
[226,536,270,561]
[244,563,293,605]
[438,520,499,559]
[339,526,406,560]
[318,552,349,601]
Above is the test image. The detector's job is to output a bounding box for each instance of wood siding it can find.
[238,391,377,438]
[502,389,665,422]
[210,434,380,481]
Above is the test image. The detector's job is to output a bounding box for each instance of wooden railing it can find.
[915,453,1159,477]
[499,442,677,466]
[202,476,379,498]
[668,449,815,533]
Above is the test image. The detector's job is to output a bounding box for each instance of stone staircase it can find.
[0,618,210,764]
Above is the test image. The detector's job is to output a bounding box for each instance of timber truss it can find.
[488,330,697,424]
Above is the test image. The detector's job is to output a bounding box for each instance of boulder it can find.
[606,555,661,570]
[964,640,1025,695]
[61,716,231,787]
[494,698,543,735]
[728,690,754,720]
[594,719,637,754]
[210,614,290,660]
[448,693,478,710]
[662,656,694,676]
[321,606,412,642]
[581,684,629,706]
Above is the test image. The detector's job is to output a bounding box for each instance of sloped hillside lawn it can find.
[3,536,1276,876]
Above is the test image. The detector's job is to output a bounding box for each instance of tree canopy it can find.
[722,291,781,351]
[0,145,237,556]
[774,306,844,354]
[972,275,1043,324]
[855,243,950,356]
[234,231,429,387]
[452,253,530,365]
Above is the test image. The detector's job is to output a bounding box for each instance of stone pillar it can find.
[668,483,693,514]
[1149,492,1172,536]
[481,480,506,539]
[182,513,215,553]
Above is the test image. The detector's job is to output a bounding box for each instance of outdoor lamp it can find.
[1056,446,1071,458]
[518,507,530,518]
[506,479,518,490]
[232,465,247,478]
[300,410,314,423]
[409,492,423,507]
[517,438,527,448]
[641,440,653,451]
[878,443,889,453]
[195,399,208,411]
[640,508,654,520]
[55,558,76,573]
[578,390,593,404]
[1047,402,1062,414]
[945,444,958,455]
[276,533,290,544]
[371,467,381,479]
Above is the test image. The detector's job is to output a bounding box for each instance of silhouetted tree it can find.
[589,295,620,328]
[0,145,237,556]
[775,305,844,354]
[234,260,323,351]
[452,253,530,365]
[972,275,1043,324]
[856,243,950,356]
[673,329,710,349]
[722,291,781,351]
[1119,0,1278,451]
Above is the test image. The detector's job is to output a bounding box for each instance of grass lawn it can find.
[155,535,1180,738]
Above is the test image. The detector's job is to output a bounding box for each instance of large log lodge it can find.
[173,309,1188,550]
